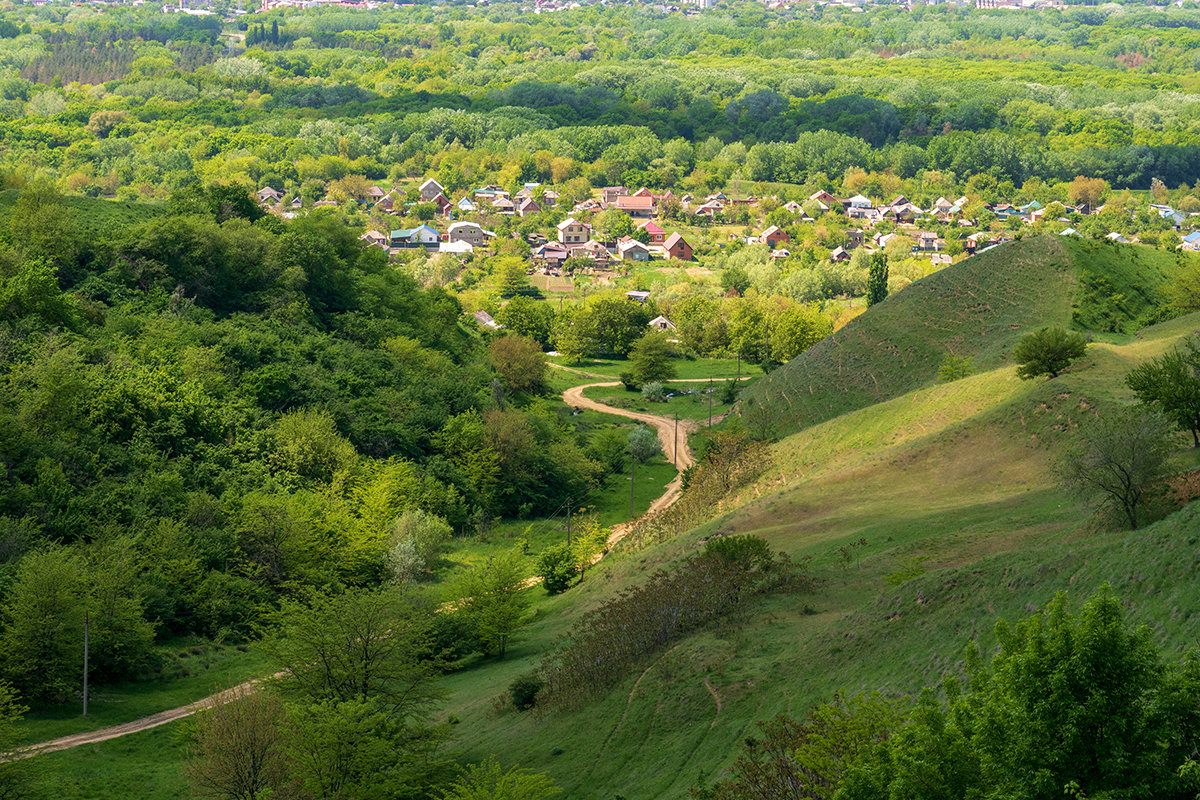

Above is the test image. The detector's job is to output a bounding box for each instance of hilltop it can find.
[741,235,1182,440]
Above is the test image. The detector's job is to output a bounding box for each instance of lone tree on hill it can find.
[866,252,888,306]
[1125,336,1200,447]
[1058,406,1173,530]
[1013,326,1087,379]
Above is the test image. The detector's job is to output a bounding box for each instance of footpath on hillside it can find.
[13,373,740,759]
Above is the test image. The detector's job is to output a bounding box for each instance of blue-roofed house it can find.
[391,224,441,248]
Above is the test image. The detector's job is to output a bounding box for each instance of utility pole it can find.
[630,458,634,519]
[708,378,713,427]
[673,413,678,467]
[566,499,571,547]
[82,611,89,717]
[737,352,741,379]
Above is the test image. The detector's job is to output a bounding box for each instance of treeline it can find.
[698,589,1200,800]
[8,4,1200,198]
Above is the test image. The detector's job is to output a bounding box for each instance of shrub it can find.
[510,673,544,711]
[537,543,578,594]
[641,381,666,402]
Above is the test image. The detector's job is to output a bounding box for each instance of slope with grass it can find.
[436,308,1200,800]
[741,235,1183,440]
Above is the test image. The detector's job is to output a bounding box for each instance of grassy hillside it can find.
[741,235,1182,440]
[434,310,1200,800]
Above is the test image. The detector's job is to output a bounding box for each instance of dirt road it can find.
[15,377,739,759]
[10,677,278,760]
[563,379,734,547]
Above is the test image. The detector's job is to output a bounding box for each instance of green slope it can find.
[438,311,1200,800]
[742,235,1181,440]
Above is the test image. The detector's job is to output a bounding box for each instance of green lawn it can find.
[581,381,743,424]
[37,722,190,800]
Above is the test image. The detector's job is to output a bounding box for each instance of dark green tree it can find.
[1126,337,1200,447]
[866,252,888,306]
[629,331,676,385]
[1058,406,1173,529]
[1013,325,1087,379]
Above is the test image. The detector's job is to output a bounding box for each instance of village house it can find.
[391,224,441,249]
[1181,231,1200,251]
[615,194,655,218]
[447,221,492,247]
[618,238,651,262]
[760,225,790,248]
[601,186,629,206]
[533,241,569,271]
[663,232,692,261]
[626,290,651,303]
[473,310,501,329]
[638,220,666,243]
[517,198,542,217]
[360,230,390,249]
[419,178,444,203]
[456,196,477,213]
[829,246,850,262]
[491,196,517,215]
[557,217,592,244]
[257,186,283,206]
[648,315,676,332]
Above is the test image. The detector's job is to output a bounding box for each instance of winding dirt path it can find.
[14,376,743,759]
[563,380,713,548]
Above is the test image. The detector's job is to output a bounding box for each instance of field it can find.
[581,381,742,424]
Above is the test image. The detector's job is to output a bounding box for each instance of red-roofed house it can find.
[638,220,666,243]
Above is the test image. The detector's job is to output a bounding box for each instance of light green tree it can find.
[455,548,531,659]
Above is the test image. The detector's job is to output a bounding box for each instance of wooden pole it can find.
[673,413,678,467]
[82,610,89,717]
[708,378,712,427]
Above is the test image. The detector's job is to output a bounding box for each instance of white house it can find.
[618,239,651,262]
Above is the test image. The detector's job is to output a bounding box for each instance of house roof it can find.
[639,221,665,235]
[448,221,483,232]
[618,239,650,252]
[648,315,676,329]
[473,310,500,329]
[761,225,784,237]
[420,177,443,192]
[616,195,654,211]
[1183,231,1200,243]
[663,232,688,249]
[557,217,589,231]
[440,241,474,254]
